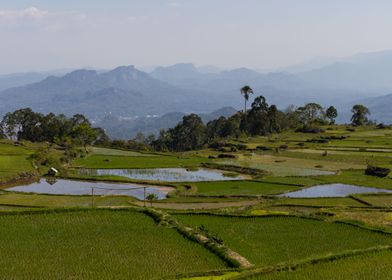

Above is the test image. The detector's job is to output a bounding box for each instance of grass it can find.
[163,196,249,203]
[191,180,301,196]
[175,215,392,266]
[73,154,208,169]
[87,146,155,157]
[355,194,392,207]
[333,210,392,230]
[276,197,367,207]
[223,153,361,172]
[218,158,335,177]
[0,192,135,208]
[0,209,227,279]
[181,272,240,279]
[247,249,392,279]
[0,141,35,182]
[264,170,392,191]
[0,205,40,212]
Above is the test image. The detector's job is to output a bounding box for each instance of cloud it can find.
[0,7,87,32]
[0,7,48,21]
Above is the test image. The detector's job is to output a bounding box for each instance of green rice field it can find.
[0,210,226,279]
[246,249,392,280]
[175,215,392,266]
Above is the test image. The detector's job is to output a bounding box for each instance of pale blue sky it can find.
[1,0,392,73]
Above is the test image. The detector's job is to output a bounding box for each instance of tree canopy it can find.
[351,104,370,126]
[0,108,107,147]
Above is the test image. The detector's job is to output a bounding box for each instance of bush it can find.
[307,138,329,144]
[365,165,390,178]
[295,126,325,133]
[256,145,272,151]
[279,144,289,150]
[217,153,237,159]
[376,123,388,129]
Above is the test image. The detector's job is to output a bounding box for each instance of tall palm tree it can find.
[240,85,254,113]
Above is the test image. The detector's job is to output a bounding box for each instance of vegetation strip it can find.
[349,195,373,206]
[201,163,268,177]
[143,208,253,269]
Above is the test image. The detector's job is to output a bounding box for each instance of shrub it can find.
[256,145,272,151]
[295,127,325,133]
[365,165,390,178]
[217,154,236,159]
[307,138,328,144]
[279,144,289,150]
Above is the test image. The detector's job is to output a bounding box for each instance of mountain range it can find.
[0,66,217,119]
[2,49,392,137]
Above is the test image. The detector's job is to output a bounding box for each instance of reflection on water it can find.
[279,183,392,198]
[7,179,170,200]
[78,168,244,182]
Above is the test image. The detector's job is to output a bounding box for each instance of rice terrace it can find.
[1,123,392,279]
[2,1,392,279]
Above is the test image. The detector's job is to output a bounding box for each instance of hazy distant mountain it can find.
[97,106,237,139]
[150,63,211,85]
[0,70,69,91]
[0,66,216,119]
[149,63,364,108]
[197,65,222,74]
[278,56,340,73]
[298,50,392,94]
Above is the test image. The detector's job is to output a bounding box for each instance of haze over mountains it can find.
[1,49,392,137]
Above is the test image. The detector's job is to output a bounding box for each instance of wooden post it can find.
[91,187,94,208]
[143,187,146,207]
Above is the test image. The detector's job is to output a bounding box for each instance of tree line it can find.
[147,86,371,152]
[0,108,108,149]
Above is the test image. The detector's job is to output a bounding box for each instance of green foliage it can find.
[146,193,159,206]
[365,165,390,177]
[151,94,304,152]
[240,85,254,113]
[351,104,370,126]
[242,96,282,136]
[0,108,107,147]
[326,106,338,124]
[153,114,207,151]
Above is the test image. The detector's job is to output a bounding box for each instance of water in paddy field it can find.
[78,168,245,182]
[6,179,171,200]
[279,184,392,198]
